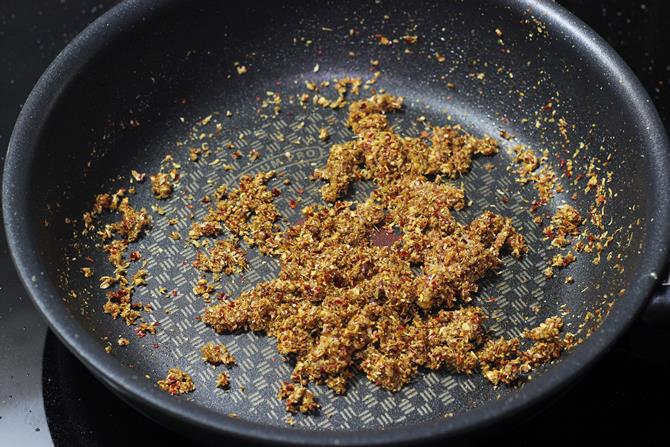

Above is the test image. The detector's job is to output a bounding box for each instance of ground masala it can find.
[199,94,572,410]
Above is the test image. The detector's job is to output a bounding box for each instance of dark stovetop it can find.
[1,1,669,446]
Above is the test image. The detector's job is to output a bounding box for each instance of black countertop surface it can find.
[1,1,669,445]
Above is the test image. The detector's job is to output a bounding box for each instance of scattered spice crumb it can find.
[201,341,236,366]
[158,368,195,395]
[278,382,319,414]
[216,372,230,389]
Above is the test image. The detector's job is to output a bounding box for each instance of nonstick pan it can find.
[4,0,670,445]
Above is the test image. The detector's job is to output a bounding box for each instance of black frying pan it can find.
[4,0,670,445]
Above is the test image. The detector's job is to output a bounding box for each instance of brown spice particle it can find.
[402,35,418,44]
[278,382,319,414]
[131,170,146,182]
[545,204,582,248]
[150,172,175,200]
[193,278,215,298]
[551,251,576,268]
[136,321,157,337]
[201,341,236,366]
[194,239,248,275]
[158,368,195,395]
[216,372,230,389]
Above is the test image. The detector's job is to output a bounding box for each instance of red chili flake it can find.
[596,194,606,205]
[171,290,178,297]
[289,199,297,209]
[530,199,546,213]
[501,195,510,204]
[129,251,141,262]
[85,256,95,263]
[152,343,160,349]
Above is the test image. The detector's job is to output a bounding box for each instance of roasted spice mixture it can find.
[278,382,320,414]
[80,86,589,415]
[158,368,195,395]
[150,166,180,200]
[216,372,231,389]
[201,94,571,405]
[193,239,248,275]
[201,341,236,366]
[189,171,280,256]
[85,192,152,326]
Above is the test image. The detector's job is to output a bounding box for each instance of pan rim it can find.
[4,0,670,445]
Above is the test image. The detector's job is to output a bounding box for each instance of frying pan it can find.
[4,0,670,445]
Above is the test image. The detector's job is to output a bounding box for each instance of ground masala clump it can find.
[193,239,248,275]
[278,382,320,414]
[158,368,195,395]
[201,94,571,409]
[189,171,281,256]
[84,189,152,325]
[201,341,236,366]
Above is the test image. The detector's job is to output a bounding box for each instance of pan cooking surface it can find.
[28,0,646,432]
